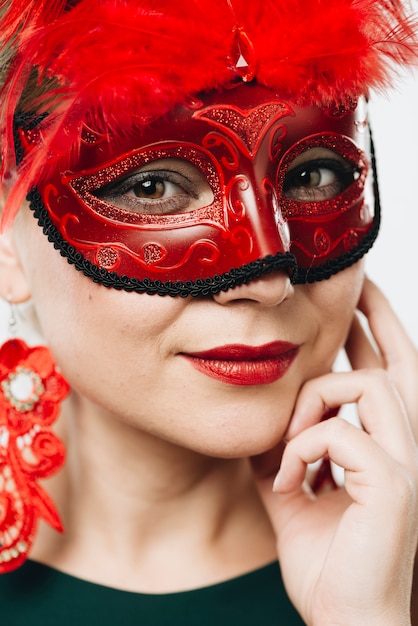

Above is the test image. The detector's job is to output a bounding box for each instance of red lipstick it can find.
[182,342,299,386]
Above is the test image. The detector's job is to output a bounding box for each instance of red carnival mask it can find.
[3,0,415,298]
[21,84,377,296]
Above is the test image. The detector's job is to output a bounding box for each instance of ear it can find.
[0,229,31,303]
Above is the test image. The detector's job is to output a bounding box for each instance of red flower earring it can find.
[0,299,69,573]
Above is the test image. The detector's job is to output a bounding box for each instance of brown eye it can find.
[94,158,214,215]
[133,179,166,199]
[295,167,324,189]
[284,158,359,202]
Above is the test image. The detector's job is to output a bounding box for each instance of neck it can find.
[31,393,277,592]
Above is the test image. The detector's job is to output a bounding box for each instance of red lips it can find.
[181,342,299,386]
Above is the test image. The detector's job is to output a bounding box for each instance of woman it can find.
[0,0,417,624]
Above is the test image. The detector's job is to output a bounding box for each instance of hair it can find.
[0,0,417,228]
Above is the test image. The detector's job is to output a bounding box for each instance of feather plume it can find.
[0,0,417,228]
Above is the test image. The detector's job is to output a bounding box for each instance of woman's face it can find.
[9,84,371,458]
[12,207,364,458]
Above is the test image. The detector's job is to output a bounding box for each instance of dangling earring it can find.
[0,297,69,573]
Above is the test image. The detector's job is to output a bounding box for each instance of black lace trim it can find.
[17,112,381,297]
[27,188,297,297]
[28,184,379,297]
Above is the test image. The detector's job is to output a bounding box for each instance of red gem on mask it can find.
[314,228,331,254]
[343,230,359,251]
[229,27,257,83]
[143,243,165,265]
[96,246,120,270]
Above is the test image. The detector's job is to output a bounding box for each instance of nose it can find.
[212,269,294,307]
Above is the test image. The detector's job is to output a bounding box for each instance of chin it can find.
[173,423,287,460]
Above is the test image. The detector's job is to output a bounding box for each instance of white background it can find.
[367,68,418,347]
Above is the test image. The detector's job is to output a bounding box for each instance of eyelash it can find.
[283,158,360,201]
[107,170,195,195]
[95,170,197,214]
[93,155,360,217]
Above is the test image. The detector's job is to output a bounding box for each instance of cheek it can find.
[305,261,365,372]
[13,211,186,385]
[323,261,365,321]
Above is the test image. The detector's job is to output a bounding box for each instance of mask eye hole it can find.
[94,157,214,216]
[66,144,224,228]
[278,136,368,218]
[283,148,361,203]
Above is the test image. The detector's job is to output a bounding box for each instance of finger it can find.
[268,418,418,625]
[358,277,417,369]
[285,370,415,466]
[358,277,418,439]
[272,418,418,581]
[274,418,389,494]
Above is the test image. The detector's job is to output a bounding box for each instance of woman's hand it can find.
[252,278,418,626]
[347,278,418,441]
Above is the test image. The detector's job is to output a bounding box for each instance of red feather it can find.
[0,0,417,228]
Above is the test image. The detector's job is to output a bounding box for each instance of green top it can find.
[0,560,305,625]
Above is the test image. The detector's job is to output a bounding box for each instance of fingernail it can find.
[272,471,283,492]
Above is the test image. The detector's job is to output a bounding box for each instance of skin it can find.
[0,205,418,625]
[5,205,364,459]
